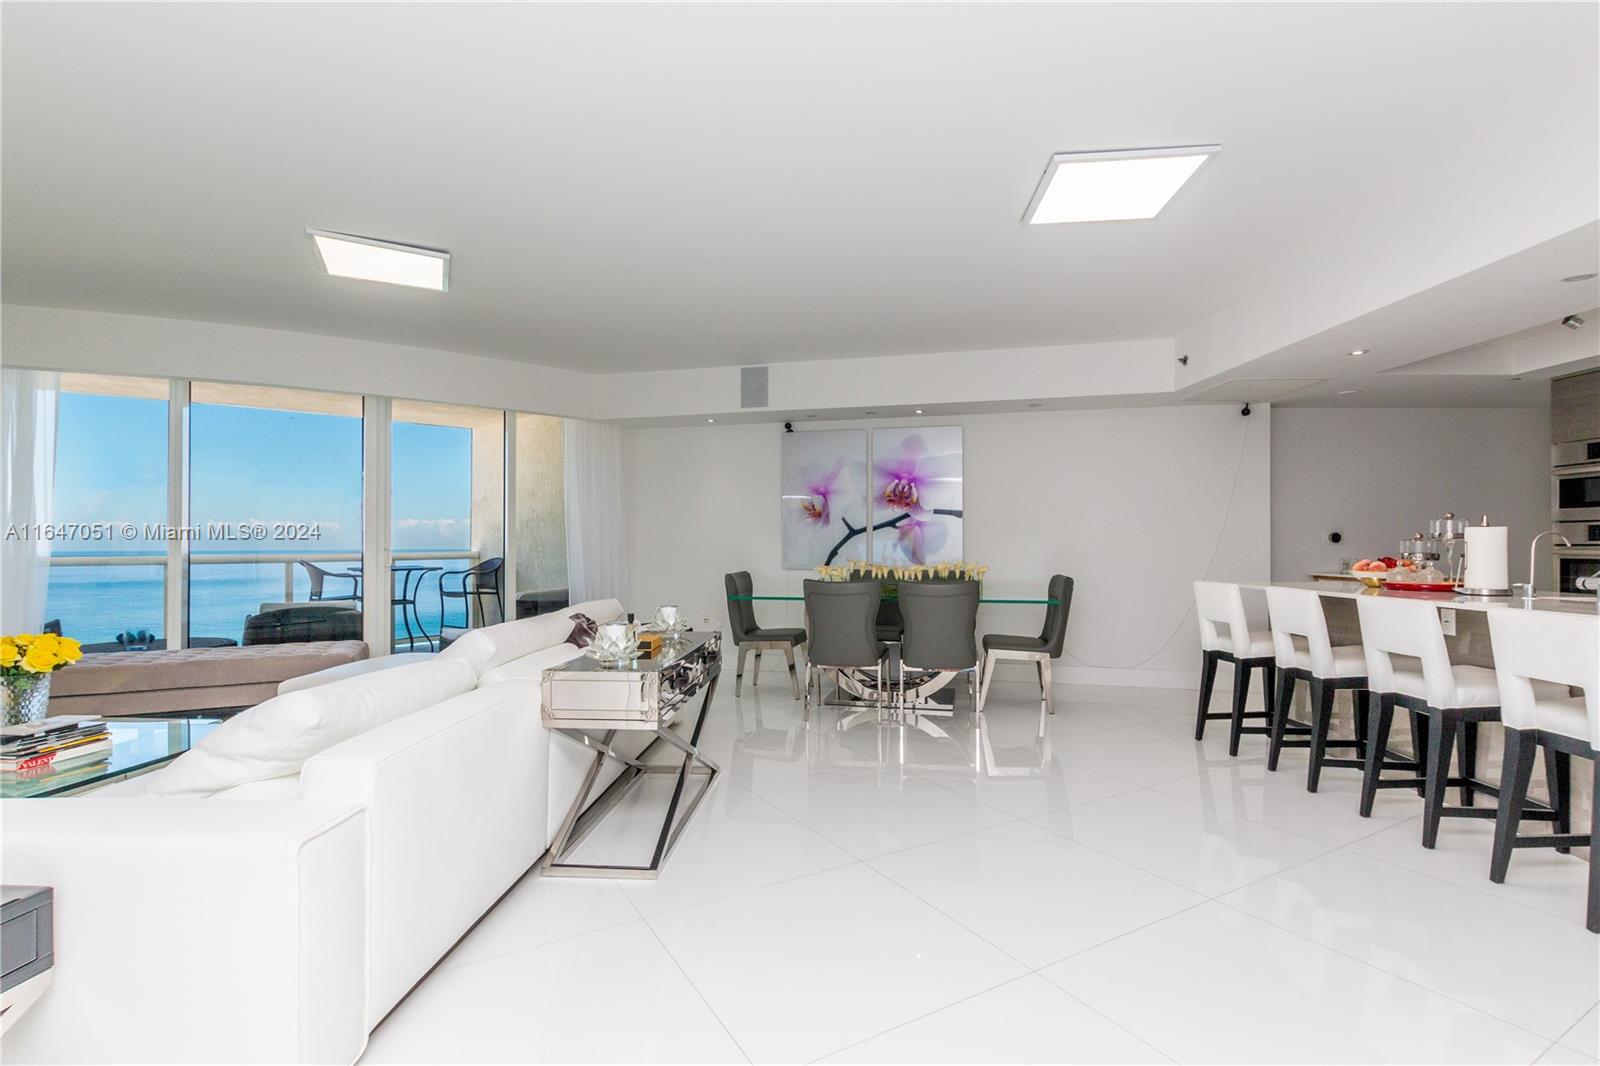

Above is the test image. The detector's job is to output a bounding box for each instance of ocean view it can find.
[45,550,467,646]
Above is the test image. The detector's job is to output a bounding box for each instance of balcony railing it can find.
[48,549,481,602]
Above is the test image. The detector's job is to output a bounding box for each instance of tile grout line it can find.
[636,916,756,1064]
[856,849,1190,1065]
[1215,901,1569,1049]
[606,839,760,1064]
[1204,787,1594,1045]
[429,910,644,978]
[674,693,1596,1061]
[1551,1003,1600,1051]
[798,973,1038,1065]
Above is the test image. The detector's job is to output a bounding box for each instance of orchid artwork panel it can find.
[781,429,868,570]
[870,426,963,566]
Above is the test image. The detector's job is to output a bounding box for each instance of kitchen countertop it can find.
[1248,580,1598,616]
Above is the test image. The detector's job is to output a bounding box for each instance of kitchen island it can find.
[1258,580,1597,615]
[1240,581,1595,863]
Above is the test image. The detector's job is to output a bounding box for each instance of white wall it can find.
[1,305,596,418]
[625,404,1271,689]
[596,339,1176,422]
[1271,407,1553,587]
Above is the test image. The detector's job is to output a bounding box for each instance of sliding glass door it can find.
[390,401,505,652]
[45,374,169,650]
[187,383,364,648]
[11,366,563,660]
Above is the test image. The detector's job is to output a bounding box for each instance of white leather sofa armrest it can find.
[299,679,548,1023]
[278,652,434,695]
[0,799,368,1066]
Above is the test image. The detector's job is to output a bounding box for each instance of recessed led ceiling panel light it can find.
[308,229,449,291]
[1348,349,1370,357]
[1023,145,1221,224]
[1561,272,1597,283]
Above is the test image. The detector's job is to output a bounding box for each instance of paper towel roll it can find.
[1464,525,1509,591]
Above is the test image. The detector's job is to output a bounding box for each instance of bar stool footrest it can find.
[1512,833,1592,850]
[1437,807,1498,820]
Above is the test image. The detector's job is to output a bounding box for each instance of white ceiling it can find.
[4,2,1596,378]
[1200,225,1600,409]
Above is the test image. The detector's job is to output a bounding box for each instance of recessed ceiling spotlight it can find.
[1338,389,1361,396]
[307,229,449,291]
[706,418,716,424]
[914,408,925,415]
[805,414,818,419]
[1028,402,1042,408]
[1348,349,1370,357]
[1561,272,1598,283]
[865,411,879,417]
[1024,145,1221,224]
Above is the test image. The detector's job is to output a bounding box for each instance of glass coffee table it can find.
[0,717,222,798]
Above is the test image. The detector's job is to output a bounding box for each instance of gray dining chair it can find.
[724,571,807,698]
[977,574,1073,715]
[898,580,982,716]
[801,579,888,718]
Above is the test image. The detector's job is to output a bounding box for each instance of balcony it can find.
[47,550,482,652]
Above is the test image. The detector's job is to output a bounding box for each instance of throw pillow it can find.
[566,613,598,648]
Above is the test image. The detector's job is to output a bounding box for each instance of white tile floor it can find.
[361,676,1599,1065]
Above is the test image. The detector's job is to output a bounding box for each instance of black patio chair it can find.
[438,557,504,631]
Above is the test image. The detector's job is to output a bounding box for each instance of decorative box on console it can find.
[540,631,721,732]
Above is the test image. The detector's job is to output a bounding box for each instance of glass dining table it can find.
[729,591,1058,723]
[729,595,1059,604]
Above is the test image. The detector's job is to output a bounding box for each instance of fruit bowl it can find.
[1349,570,1388,588]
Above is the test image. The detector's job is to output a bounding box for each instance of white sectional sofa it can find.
[0,599,631,1065]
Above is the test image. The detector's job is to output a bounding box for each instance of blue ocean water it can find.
[44,551,466,648]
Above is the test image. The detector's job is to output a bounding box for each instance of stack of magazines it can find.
[0,716,112,774]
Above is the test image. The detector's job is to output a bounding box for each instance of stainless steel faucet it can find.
[1527,530,1571,598]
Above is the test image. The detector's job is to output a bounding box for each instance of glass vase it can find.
[1,673,52,727]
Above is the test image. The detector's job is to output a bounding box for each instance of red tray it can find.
[1381,580,1459,592]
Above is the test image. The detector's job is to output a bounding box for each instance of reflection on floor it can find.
[361,678,1599,1065]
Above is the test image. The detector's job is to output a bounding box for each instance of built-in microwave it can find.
[1554,546,1600,596]
[1553,461,1600,523]
[1552,438,1600,469]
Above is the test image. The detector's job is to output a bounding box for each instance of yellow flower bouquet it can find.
[2,632,83,726]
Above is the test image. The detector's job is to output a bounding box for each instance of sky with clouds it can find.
[53,392,472,553]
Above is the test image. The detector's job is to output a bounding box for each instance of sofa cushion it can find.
[51,641,369,697]
[277,652,434,695]
[478,643,585,687]
[211,775,303,801]
[442,599,625,679]
[142,657,476,799]
[567,599,625,626]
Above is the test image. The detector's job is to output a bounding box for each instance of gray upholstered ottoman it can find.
[46,641,369,716]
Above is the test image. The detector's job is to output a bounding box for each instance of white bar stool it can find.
[1356,596,1564,848]
[1264,587,1369,791]
[1486,609,1598,933]
[1193,581,1276,756]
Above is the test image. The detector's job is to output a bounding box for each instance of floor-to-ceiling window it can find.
[11,366,563,659]
[390,401,505,652]
[188,383,364,647]
[45,374,169,650]
[514,412,569,617]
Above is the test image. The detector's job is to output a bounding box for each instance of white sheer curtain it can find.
[1,368,60,632]
[563,418,629,604]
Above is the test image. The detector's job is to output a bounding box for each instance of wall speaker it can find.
[740,366,769,409]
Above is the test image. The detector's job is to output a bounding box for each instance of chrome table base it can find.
[542,669,721,880]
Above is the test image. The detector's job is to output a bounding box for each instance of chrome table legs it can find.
[542,669,722,880]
